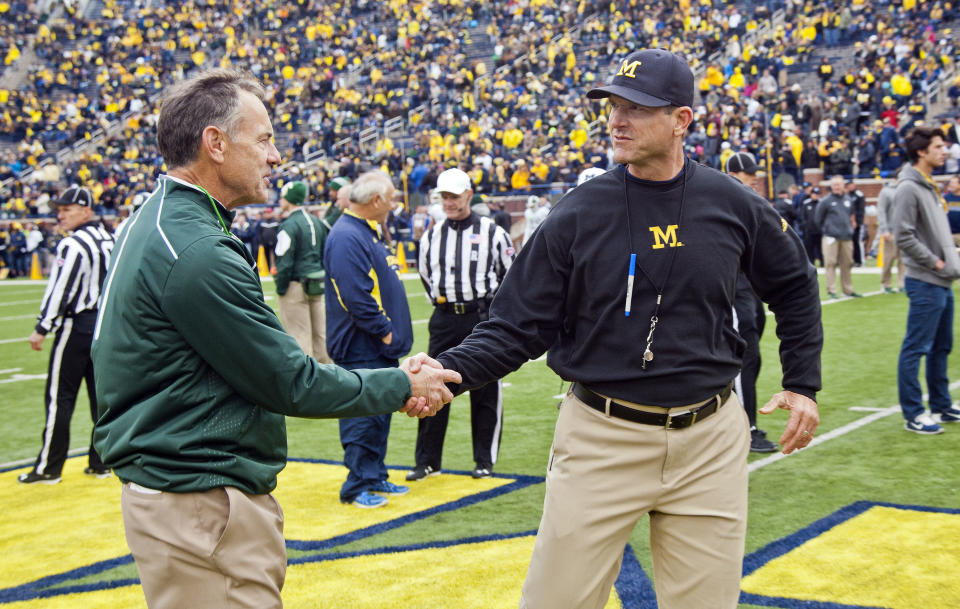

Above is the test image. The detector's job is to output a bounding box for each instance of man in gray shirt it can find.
[814,175,861,299]
[876,181,904,293]
[894,126,960,434]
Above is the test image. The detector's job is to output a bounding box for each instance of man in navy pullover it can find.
[325,170,414,508]
[435,49,822,609]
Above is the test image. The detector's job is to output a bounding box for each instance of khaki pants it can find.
[278,281,331,363]
[822,237,854,295]
[863,215,878,259]
[880,235,903,290]
[520,388,750,609]
[121,483,286,609]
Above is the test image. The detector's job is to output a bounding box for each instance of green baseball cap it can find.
[280,181,307,205]
[328,176,351,191]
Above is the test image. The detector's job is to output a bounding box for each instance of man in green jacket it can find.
[275,180,331,363]
[91,68,459,609]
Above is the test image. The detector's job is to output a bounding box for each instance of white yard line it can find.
[0,448,85,470]
[748,380,960,473]
[0,368,23,374]
[0,314,35,322]
[0,374,47,384]
[0,337,29,344]
[0,300,39,307]
[0,290,43,297]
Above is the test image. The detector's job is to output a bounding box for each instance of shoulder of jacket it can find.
[174,232,246,265]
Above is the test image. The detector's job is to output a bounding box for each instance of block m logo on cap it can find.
[616,59,643,79]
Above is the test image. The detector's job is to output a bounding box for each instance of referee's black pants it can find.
[733,289,765,429]
[32,317,105,476]
[415,308,503,471]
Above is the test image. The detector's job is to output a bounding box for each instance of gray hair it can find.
[157,69,265,170]
[349,170,394,205]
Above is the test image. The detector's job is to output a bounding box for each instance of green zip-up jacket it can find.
[91,175,412,494]
[274,206,327,296]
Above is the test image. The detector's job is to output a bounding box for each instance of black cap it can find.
[54,185,93,207]
[812,186,821,193]
[724,152,758,175]
[587,49,694,108]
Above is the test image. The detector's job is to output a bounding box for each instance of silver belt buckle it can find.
[454,303,466,314]
[666,408,696,429]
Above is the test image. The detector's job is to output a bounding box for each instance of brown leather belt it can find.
[571,382,733,429]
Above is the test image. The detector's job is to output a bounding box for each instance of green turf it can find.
[1,270,958,608]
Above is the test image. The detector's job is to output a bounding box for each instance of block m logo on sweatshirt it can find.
[649,225,683,249]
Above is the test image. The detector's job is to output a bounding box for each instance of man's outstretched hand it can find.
[398,353,462,418]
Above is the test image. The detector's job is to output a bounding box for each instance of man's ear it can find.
[202,126,227,164]
[675,107,694,134]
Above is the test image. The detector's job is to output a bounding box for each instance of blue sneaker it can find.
[370,480,409,495]
[347,490,388,508]
[904,413,944,435]
[935,407,960,423]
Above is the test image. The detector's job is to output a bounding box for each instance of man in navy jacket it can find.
[325,170,415,508]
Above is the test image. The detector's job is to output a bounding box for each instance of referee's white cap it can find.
[436,168,472,195]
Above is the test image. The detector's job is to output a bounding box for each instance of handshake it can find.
[398,353,462,418]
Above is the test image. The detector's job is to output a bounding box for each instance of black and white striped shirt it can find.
[419,213,515,304]
[35,221,114,334]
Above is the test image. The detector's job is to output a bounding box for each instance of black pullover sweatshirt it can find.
[437,160,822,407]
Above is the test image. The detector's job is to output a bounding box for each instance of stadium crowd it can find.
[0,0,958,234]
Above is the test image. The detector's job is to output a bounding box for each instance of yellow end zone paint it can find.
[3,535,624,609]
[0,460,537,608]
[275,461,512,541]
[1,460,127,590]
[283,535,622,609]
[742,505,960,609]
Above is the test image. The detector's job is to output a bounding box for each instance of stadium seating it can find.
[0,0,958,223]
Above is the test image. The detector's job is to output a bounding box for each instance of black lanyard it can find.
[621,159,689,369]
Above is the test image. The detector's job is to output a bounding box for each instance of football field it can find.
[0,271,958,608]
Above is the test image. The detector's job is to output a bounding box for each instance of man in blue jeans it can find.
[894,126,960,434]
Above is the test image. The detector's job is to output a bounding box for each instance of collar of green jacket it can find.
[162,174,237,233]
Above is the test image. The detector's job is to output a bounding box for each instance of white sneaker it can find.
[905,412,944,434]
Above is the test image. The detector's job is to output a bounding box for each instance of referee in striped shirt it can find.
[408,168,515,481]
[20,185,115,484]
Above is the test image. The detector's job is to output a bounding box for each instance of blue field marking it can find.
[285,457,544,552]
[613,543,658,609]
[742,500,960,579]
[288,529,539,566]
[0,555,136,604]
[739,501,960,609]
[738,595,890,609]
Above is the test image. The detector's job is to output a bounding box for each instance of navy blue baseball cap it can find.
[587,49,695,108]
